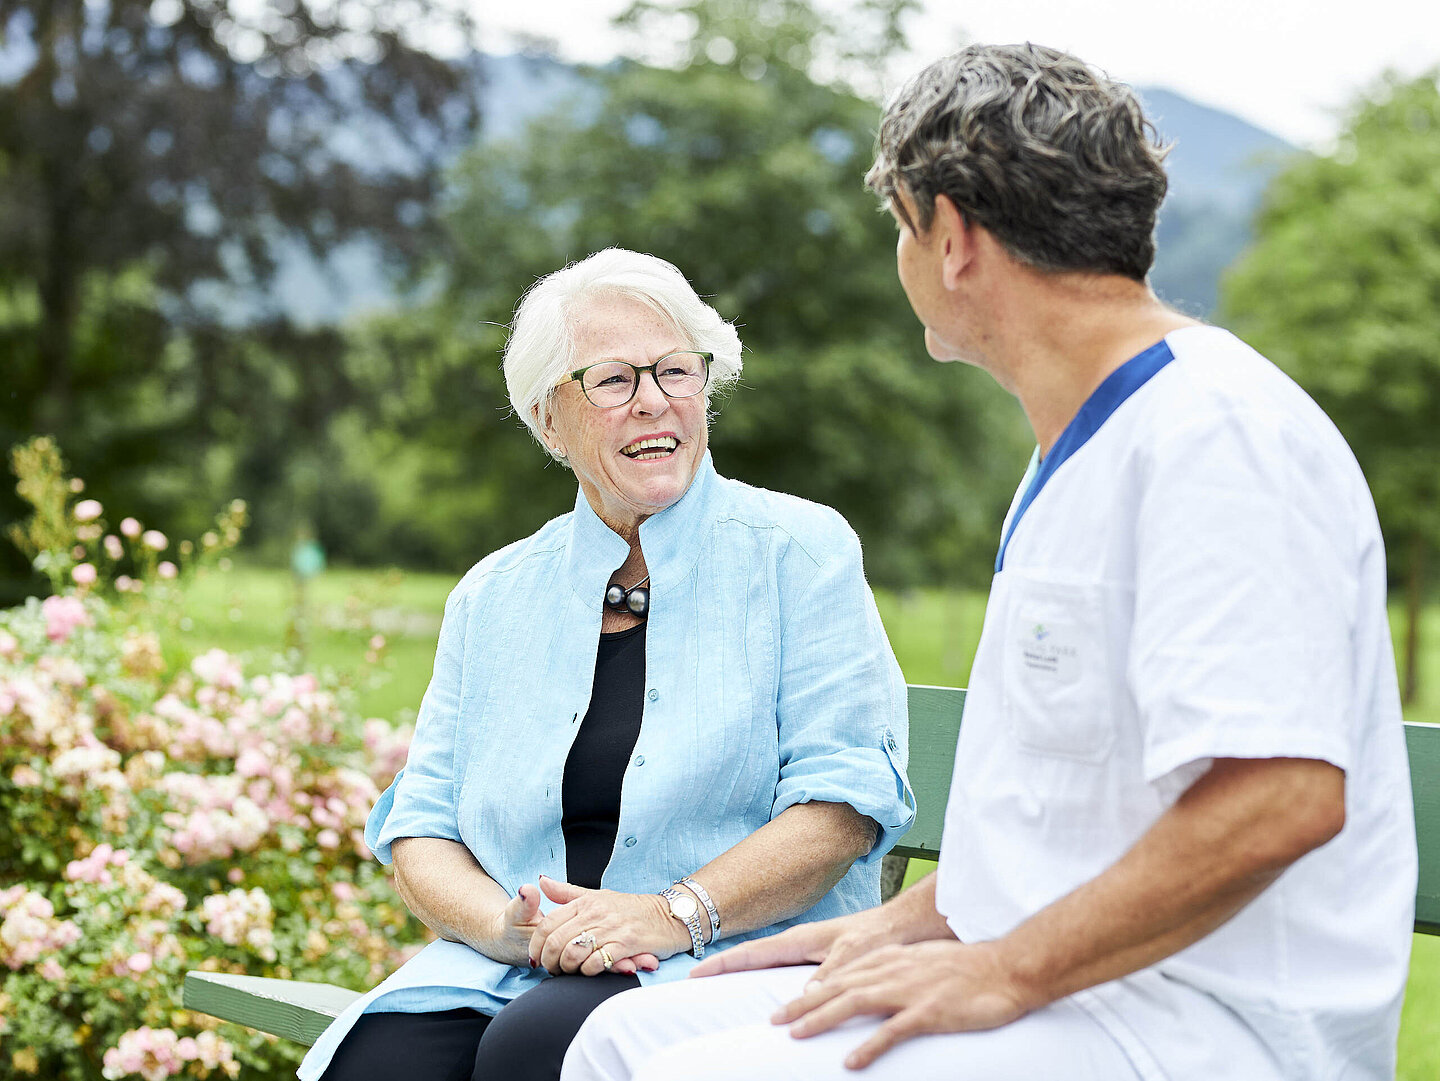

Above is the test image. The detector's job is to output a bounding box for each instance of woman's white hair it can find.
[503,248,744,461]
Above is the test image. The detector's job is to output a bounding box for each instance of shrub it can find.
[1,440,424,1080]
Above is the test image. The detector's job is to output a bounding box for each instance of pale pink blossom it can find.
[119,517,142,538]
[127,951,153,973]
[199,888,276,960]
[39,957,65,982]
[71,562,98,586]
[317,828,341,849]
[157,561,178,579]
[0,887,81,969]
[102,1026,190,1081]
[141,530,168,551]
[114,575,134,592]
[74,499,103,522]
[104,534,124,560]
[369,634,386,650]
[191,649,242,690]
[42,594,91,642]
[11,764,41,786]
[0,629,17,658]
[227,868,244,885]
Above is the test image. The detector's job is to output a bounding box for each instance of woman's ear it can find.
[534,402,566,459]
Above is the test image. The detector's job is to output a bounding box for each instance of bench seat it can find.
[184,685,1440,1045]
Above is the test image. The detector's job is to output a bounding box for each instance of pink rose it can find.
[42,594,91,643]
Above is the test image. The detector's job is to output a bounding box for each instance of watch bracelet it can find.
[677,877,720,943]
[660,886,705,958]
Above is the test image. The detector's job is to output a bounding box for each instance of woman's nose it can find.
[632,370,669,415]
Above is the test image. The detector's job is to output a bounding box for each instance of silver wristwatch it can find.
[678,877,720,943]
[659,886,705,958]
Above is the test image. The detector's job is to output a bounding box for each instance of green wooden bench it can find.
[183,684,1440,1045]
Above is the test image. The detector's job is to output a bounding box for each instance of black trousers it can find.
[321,972,640,1081]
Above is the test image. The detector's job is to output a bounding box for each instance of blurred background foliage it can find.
[1,0,1437,696]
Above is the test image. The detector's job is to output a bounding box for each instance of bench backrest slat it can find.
[893,685,1440,936]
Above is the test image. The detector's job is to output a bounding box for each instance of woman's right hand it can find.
[490,883,659,975]
[486,883,546,967]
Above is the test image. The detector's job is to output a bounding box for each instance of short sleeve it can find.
[1130,407,1356,790]
[365,585,470,864]
[771,526,915,863]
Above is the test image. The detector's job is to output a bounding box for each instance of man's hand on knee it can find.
[772,940,1033,1070]
[689,906,900,979]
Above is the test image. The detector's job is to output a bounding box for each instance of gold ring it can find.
[571,931,598,954]
[597,946,614,971]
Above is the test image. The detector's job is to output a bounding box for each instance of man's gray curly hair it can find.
[866,43,1171,282]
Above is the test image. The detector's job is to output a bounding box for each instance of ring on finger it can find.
[571,931,598,954]
[597,946,614,971]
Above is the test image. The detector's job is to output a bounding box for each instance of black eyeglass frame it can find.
[557,351,713,408]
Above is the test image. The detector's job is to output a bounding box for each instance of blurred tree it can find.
[346,0,1030,584]
[0,0,479,599]
[1221,71,1440,704]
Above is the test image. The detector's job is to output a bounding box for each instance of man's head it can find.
[866,44,1169,282]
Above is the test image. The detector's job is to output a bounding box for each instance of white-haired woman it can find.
[301,249,914,1081]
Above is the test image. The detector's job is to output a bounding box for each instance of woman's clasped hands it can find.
[517,875,690,977]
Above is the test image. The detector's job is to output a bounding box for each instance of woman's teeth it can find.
[622,437,679,460]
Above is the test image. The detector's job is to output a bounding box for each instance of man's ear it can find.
[932,194,973,291]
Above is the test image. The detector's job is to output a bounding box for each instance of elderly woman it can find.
[299,248,913,1081]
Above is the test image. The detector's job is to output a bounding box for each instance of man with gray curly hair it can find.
[563,43,1415,1081]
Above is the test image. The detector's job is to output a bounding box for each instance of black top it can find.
[562,622,647,889]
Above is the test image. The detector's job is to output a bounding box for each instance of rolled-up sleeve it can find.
[365,586,470,864]
[771,525,914,863]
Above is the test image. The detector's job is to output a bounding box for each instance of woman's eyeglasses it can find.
[557,351,712,408]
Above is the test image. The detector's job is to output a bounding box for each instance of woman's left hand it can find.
[528,875,687,976]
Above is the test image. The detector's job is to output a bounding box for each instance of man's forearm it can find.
[878,870,955,943]
[991,757,1345,1010]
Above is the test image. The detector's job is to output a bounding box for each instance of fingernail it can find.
[527,956,536,968]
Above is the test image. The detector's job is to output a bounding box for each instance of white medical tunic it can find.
[935,326,1417,1080]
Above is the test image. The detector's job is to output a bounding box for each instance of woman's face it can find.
[541,294,709,539]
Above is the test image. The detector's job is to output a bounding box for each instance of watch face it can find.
[670,895,698,920]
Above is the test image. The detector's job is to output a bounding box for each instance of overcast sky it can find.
[477,0,1440,148]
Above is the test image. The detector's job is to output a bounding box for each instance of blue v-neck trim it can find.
[995,339,1177,573]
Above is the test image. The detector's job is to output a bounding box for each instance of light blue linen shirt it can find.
[298,453,913,1080]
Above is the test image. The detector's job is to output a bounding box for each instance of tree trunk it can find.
[1403,528,1425,707]
[37,166,78,435]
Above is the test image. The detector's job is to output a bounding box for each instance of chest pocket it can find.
[1002,573,1114,763]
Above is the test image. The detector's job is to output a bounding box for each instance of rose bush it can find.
[1,442,426,1079]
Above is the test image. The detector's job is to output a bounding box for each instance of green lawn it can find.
[171,564,1440,1077]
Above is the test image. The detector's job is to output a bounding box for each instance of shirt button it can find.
[647,688,659,702]
[634,755,645,767]
[885,731,899,752]
[624,836,637,848]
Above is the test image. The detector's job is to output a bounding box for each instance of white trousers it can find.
[560,965,1144,1081]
